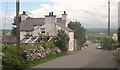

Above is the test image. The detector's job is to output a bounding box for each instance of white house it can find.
[20,11,75,52]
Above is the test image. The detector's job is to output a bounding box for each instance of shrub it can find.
[76,40,82,50]
[2,45,27,70]
[43,42,55,49]
[101,37,114,50]
[55,29,69,52]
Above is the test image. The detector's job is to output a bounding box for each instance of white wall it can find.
[68,32,75,51]
[32,26,41,36]
[20,31,27,40]
[20,31,32,40]
[112,33,118,41]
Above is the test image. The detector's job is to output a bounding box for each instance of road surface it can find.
[33,41,119,68]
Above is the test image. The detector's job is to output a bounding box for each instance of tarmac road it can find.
[33,41,118,68]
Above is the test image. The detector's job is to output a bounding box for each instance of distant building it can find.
[100,33,105,35]
[0,35,17,44]
[20,11,75,52]
[112,33,118,41]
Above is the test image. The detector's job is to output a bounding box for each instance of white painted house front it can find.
[20,11,75,52]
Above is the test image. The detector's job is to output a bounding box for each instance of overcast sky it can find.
[0,0,120,29]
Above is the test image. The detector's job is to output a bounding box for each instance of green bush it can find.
[20,43,37,52]
[43,42,55,49]
[76,40,82,50]
[2,45,27,70]
[55,29,69,52]
[101,37,114,50]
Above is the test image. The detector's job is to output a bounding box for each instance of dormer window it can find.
[40,28,45,30]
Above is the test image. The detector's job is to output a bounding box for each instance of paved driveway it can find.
[33,41,118,68]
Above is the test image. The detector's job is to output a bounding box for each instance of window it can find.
[40,28,45,34]
[41,31,45,34]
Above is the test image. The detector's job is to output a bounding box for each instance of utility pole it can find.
[16,0,21,53]
[108,0,110,38]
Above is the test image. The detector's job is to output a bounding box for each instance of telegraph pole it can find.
[16,0,21,53]
[108,0,111,38]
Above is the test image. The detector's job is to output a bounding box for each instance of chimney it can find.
[62,11,67,21]
[23,11,26,14]
[49,12,54,16]
[51,12,53,16]
[45,12,57,36]
[21,11,28,21]
[64,11,66,15]
[49,12,51,16]
[62,11,68,26]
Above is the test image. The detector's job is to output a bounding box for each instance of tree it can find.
[11,17,20,35]
[68,21,86,45]
[11,27,17,35]
[55,29,69,52]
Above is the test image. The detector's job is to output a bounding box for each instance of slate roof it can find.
[20,18,45,31]
[56,18,73,32]
[56,23,73,32]
[57,18,65,24]
[20,18,73,32]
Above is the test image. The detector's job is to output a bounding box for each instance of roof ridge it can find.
[29,18,45,19]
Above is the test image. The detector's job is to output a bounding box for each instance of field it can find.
[0,29,12,35]
[86,28,117,43]
[86,28,117,33]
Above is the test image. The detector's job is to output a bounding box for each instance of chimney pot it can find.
[51,12,53,16]
[64,11,66,14]
[23,11,26,14]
